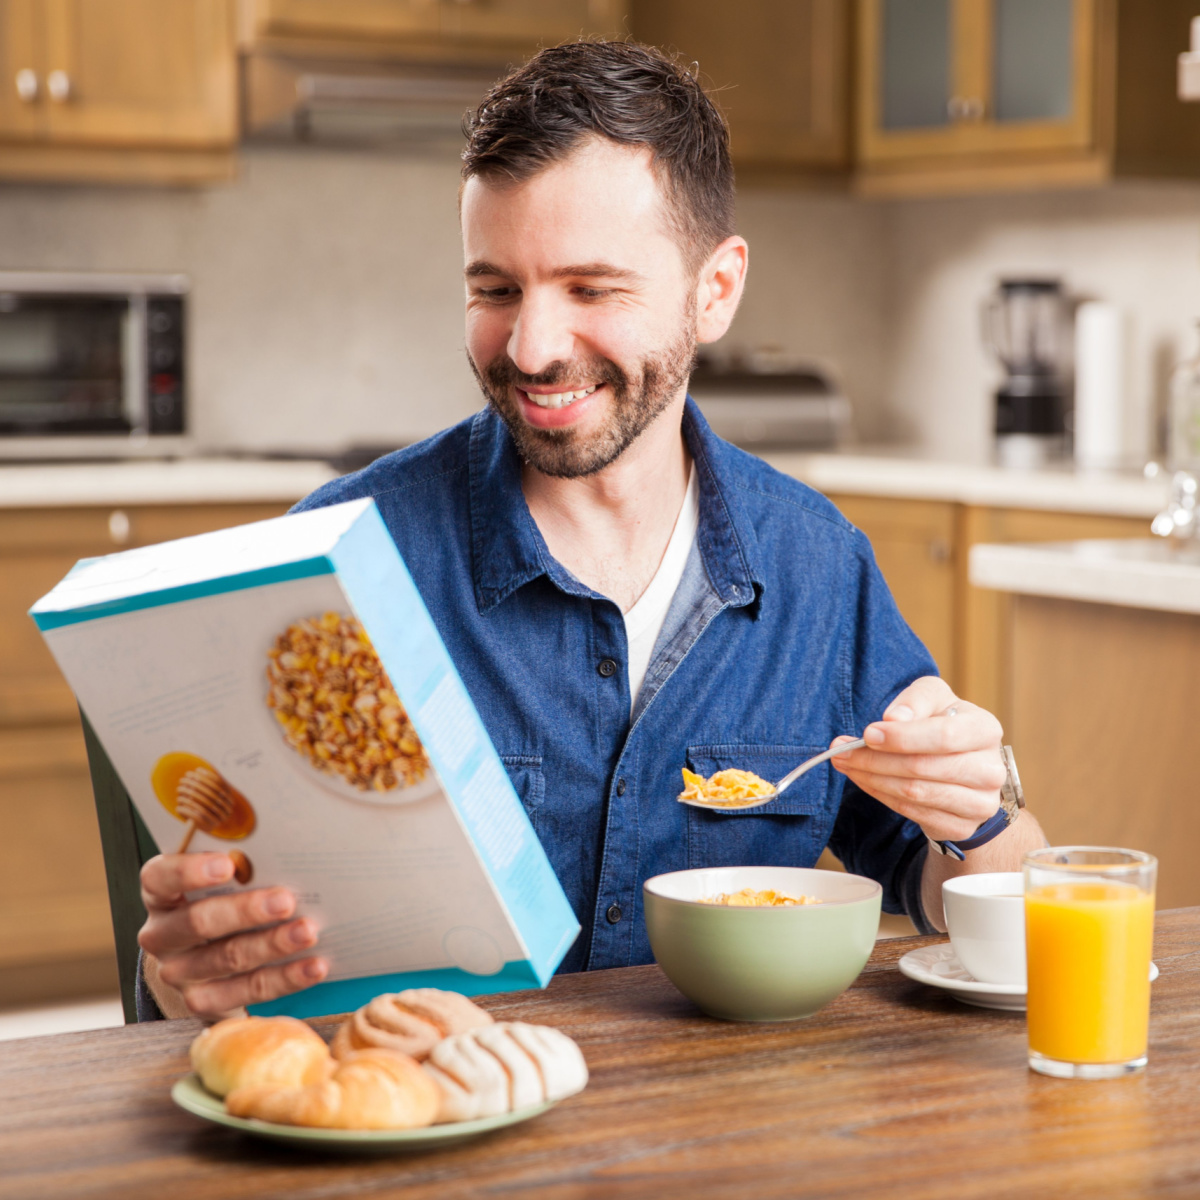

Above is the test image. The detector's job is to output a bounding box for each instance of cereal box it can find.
[30,498,579,1018]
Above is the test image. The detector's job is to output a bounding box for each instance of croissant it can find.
[226,1048,440,1130]
[423,1021,588,1123]
[331,988,494,1061]
[190,1015,332,1099]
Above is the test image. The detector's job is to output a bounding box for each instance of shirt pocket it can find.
[499,754,545,834]
[684,744,837,870]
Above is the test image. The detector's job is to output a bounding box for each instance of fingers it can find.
[838,765,997,841]
[835,683,1005,841]
[137,853,325,1022]
[180,957,329,1022]
[140,852,234,910]
[833,743,1007,791]
[864,700,1002,756]
[881,675,954,722]
[156,916,319,989]
[139,885,297,957]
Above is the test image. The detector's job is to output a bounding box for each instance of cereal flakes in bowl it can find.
[643,866,881,1021]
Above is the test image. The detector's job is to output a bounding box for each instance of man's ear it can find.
[695,236,749,345]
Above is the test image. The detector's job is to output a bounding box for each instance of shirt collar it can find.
[468,399,762,613]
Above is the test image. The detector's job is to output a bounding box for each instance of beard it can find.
[468,300,697,479]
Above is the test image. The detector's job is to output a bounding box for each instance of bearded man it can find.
[137,40,1044,1020]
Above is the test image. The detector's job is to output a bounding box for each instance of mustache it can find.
[482,354,630,393]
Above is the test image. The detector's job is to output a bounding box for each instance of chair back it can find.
[80,710,159,1023]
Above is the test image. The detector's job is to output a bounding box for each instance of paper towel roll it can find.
[1074,301,1126,470]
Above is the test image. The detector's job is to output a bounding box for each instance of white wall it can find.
[0,145,479,454]
[730,188,890,439]
[0,146,1197,463]
[881,183,1200,463]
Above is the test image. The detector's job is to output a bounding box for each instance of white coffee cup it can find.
[941,872,1025,986]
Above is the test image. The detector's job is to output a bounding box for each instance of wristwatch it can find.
[927,745,1025,862]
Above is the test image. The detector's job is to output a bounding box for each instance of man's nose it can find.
[506,291,575,377]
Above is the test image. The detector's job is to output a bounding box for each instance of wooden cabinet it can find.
[0,0,237,184]
[1009,595,1200,909]
[828,495,957,680]
[0,501,288,1007]
[824,494,1148,727]
[245,0,627,51]
[0,0,42,141]
[633,0,851,173]
[857,0,1200,196]
[248,0,441,43]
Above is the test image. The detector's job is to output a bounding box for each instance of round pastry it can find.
[226,1047,440,1130]
[423,1021,588,1123]
[189,1015,332,1098]
[331,988,494,1061]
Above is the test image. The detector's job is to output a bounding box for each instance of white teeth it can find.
[527,385,597,409]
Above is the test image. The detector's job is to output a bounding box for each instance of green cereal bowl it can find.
[643,866,882,1022]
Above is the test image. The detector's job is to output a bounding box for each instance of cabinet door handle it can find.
[47,69,71,103]
[928,538,952,564]
[947,96,985,122]
[15,68,38,102]
[108,510,132,545]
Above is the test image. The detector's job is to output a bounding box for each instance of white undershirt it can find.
[623,463,700,713]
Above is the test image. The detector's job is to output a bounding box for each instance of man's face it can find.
[461,138,696,478]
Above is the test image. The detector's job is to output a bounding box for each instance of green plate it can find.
[171,1074,555,1154]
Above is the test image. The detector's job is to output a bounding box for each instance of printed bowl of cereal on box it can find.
[265,611,441,806]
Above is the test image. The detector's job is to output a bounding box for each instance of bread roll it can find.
[190,1015,331,1099]
[226,1048,439,1130]
[423,1021,588,1123]
[332,988,494,1061]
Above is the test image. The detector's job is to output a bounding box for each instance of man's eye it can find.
[476,287,518,301]
[574,287,614,300]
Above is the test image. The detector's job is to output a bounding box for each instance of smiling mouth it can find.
[520,384,599,410]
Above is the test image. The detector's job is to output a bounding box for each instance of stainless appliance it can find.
[243,51,502,147]
[983,278,1070,469]
[688,363,850,449]
[0,271,188,459]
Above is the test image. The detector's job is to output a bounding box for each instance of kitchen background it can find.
[5,0,1200,1035]
[3,157,1200,461]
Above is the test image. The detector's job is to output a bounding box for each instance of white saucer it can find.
[897,944,1159,1012]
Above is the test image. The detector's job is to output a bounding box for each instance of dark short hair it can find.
[461,40,735,274]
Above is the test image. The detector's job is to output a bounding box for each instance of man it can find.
[138,41,1044,1020]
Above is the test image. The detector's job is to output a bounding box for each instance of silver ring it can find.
[945,705,959,717]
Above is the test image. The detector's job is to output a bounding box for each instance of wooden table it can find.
[4,912,1200,1200]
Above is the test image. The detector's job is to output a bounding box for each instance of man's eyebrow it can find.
[464,261,507,279]
[548,263,643,282]
[463,261,644,282]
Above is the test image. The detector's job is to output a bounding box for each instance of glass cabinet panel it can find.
[880,0,951,130]
[993,0,1074,123]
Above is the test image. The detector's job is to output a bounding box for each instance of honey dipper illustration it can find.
[151,753,256,884]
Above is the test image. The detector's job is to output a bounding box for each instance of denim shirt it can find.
[293,400,938,973]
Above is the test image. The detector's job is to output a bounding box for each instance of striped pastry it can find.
[331,988,494,1062]
[422,1021,588,1123]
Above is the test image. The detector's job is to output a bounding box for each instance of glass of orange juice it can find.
[1024,847,1156,1079]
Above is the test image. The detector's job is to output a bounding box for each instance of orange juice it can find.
[1025,881,1154,1064]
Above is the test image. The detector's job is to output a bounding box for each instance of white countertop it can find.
[763,450,1169,519]
[0,447,1172,518]
[969,539,1200,615]
[0,458,338,508]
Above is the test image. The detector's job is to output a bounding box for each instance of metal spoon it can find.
[677,738,867,811]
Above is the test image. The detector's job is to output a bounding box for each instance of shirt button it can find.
[606,903,623,924]
[597,658,617,678]
[616,777,627,796]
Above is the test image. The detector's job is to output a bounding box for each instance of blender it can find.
[983,279,1070,468]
